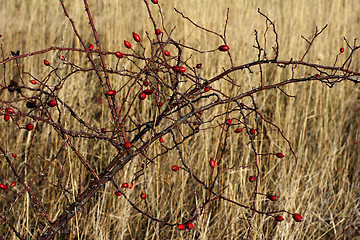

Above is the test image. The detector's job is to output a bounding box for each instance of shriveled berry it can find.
[4,115,10,121]
[172,165,179,172]
[172,66,179,72]
[268,195,276,201]
[124,142,132,149]
[124,40,131,49]
[234,128,242,133]
[115,191,122,196]
[340,47,345,53]
[151,0,158,4]
[106,90,116,96]
[209,158,215,168]
[315,74,320,78]
[275,216,284,222]
[0,184,7,190]
[5,108,14,114]
[133,32,141,42]
[178,66,186,73]
[144,89,154,95]
[186,222,193,230]
[140,193,146,199]
[196,63,202,68]
[139,92,146,100]
[115,51,123,58]
[101,128,107,133]
[177,224,185,230]
[10,182,16,188]
[225,119,232,125]
[44,60,50,66]
[249,176,255,182]
[276,152,284,158]
[121,183,128,188]
[143,80,149,86]
[30,80,37,84]
[47,100,56,107]
[12,153,17,158]
[250,129,256,135]
[292,213,303,222]
[155,29,161,35]
[218,45,229,52]
[89,44,94,51]
[26,123,34,131]
[164,50,170,56]
[157,102,163,107]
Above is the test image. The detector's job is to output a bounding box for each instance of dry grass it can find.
[1,0,360,239]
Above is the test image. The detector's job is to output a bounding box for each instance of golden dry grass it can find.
[1,0,360,239]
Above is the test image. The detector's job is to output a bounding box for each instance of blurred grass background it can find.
[1,0,360,239]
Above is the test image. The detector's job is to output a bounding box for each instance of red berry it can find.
[218,45,230,52]
[204,87,210,92]
[172,165,179,172]
[315,74,320,78]
[186,222,193,230]
[5,108,14,114]
[268,195,276,201]
[151,0,158,4]
[115,191,122,196]
[60,55,65,60]
[140,193,146,199]
[276,152,284,158]
[133,32,141,42]
[250,129,256,135]
[12,153,17,158]
[178,66,186,73]
[89,44,94,51]
[199,111,203,114]
[157,102,163,107]
[47,100,56,107]
[340,47,345,53]
[26,123,34,131]
[10,182,16,188]
[30,80,37,84]
[106,90,116,96]
[172,66,179,72]
[129,182,134,189]
[164,50,170,56]
[4,115,10,121]
[139,92,146,100]
[196,63,202,68]
[143,80,149,86]
[0,184,7,190]
[292,213,303,222]
[177,224,185,230]
[234,128,242,133]
[159,137,164,143]
[209,158,215,168]
[44,60,50,66]
[225,119,232,125]
[124,40,131,49]
[101,128,107,133]
[144,89,154,95]
[121,183,128,188]
[275,216,284,222]
[249,176,255,182]
[124,142,132,149]
[115,51,123,58]
[155,29,161,35]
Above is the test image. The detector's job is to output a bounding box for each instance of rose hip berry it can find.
[10,182,16,188]
[172,66,179,72]
[115,51,123,58]
[47,100,56,107]
[159,137,164,143]
[89,44,94,51]
[138,92,146,100]
[124,40,131,49]
[151,0,158,4]
[164,50,170,56]
[129,182,134,189]
[157,102,163,107]
[5,108,14,114]
[140,193,146,199]
[155,29,161,35]
[26,123,34,131]
[121,183,128,188]
[209,158,215,168]
[218,45,230,51]
[12,153,17,158]
[0,184,7,190]
[268,195,276,201]
[225,119,232,125]
[133,32,141,42]
[177,224,185,230]
[234,128,242,133]
[249,176,255,182]
[44,60,50,66]
[292,213,303,222]
[275,216,284,222]
[4,115,10,121]
[196,63,202,68]
[115,191,122,196]
[186,222,193,230]
[276,152,284,158]
[101,128,107,133]
[250,129,256,135]
[106,90,116,96]
[30,80,37,84]
[204,87,210,92]
[143,80,149,86]
[340,47,345,53]
[172,165,179,172]
[124,142,132,149]
[178,66,186,73]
